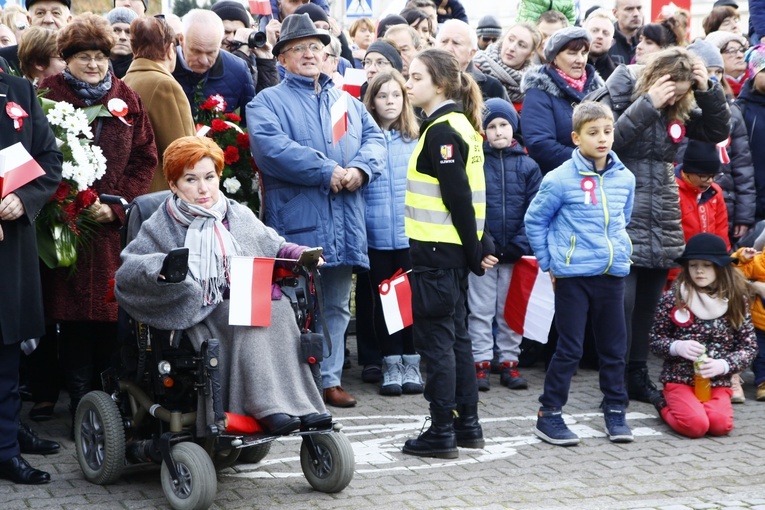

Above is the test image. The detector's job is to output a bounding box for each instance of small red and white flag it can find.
[228,256,274,327]
[379,268,413,335]
[0,142,45,198]
[342,68,366,99]
[248,0,272,15]
[504,256,554,343]
[331,94,348,146]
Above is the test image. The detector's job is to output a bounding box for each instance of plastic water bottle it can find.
[694,353,711,402]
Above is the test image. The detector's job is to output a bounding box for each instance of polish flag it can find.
[331,94,348,146]
[342,68,366,99]
[228,256,274,327]
[504,256,554,343]
[0,142,45,198]
[248,0,272,15]
[379,269,413,335]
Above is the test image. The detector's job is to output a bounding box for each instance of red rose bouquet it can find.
[194,94,260,213]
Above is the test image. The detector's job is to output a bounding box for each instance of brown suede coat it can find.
[123,58,196,192]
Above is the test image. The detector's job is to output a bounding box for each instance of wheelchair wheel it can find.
[300,432,354,493]
[237,441,272,464]
[75,391,126,485]
[160,442,217,510]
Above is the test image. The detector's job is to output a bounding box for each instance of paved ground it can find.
[6,350,765,510]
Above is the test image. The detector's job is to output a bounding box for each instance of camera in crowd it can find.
[227,30,267,51]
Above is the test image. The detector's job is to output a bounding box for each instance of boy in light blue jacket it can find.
[524,101,635,447]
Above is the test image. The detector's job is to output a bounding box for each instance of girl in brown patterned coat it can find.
[649,233,757,438]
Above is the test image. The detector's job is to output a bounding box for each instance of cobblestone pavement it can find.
[7,351,765,510]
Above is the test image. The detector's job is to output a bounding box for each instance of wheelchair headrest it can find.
[125,191,172,246]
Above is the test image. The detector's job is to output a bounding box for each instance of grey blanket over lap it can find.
[115,195,326,431]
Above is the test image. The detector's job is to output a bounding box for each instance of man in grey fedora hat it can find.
[247,13,385,408]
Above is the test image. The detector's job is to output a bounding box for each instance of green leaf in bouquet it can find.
[81,104,113,124]
[36,221,59,269]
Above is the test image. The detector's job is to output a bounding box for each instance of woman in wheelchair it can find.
[114,136,331,436]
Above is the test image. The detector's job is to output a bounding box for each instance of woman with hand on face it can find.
[115,136,331,436]
[593,47,731,405]
[39,13,157,431]
[473,22,541,112]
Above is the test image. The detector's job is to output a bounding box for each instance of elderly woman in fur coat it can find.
[115,136,330,435]
[38,13,157,425]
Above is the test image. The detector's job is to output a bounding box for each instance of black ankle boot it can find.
[454,403,485,449]
[627,367,662,403]
[402,406,458,459]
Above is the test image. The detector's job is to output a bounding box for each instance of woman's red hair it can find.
[163,136,224,183]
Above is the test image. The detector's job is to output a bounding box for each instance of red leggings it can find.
[660,382,734,438]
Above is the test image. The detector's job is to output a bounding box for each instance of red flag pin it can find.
[107,98,132,126]
[6,102,28,131]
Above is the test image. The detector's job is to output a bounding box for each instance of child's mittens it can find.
[698,358,729,379]
[671,340,706,361]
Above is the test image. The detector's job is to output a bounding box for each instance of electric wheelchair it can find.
[72,191,355,510]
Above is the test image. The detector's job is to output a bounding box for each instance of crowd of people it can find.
[1,0,765,487]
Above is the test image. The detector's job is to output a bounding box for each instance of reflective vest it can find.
[405,112,486,244]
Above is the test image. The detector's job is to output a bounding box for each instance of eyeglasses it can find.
[283,43,325,56]
[480,36,498,43]
[722,46,746,56]
[324,52,338,59]
[362,58,391,69]
[72,53,109,64]
[693,173,722,182]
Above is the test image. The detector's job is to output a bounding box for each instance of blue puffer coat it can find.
[173,48,255,118]
[247,71,385,268]
[525,149,635,278]
[365,129,416,251]
[520,64,604,174]
[484,140,542,261]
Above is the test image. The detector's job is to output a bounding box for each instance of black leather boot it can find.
[66,365,94,416]
[402,406,458,459]
[454,403,485,449]
[627,366,662,404]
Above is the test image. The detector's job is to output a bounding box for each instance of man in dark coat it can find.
[172,9,256,122]
[0,72,63,484]
[436,19,510,102]
[609,0,643,65]
[586,9,618,81]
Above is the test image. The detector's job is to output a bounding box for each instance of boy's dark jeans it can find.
[540,275,629,408]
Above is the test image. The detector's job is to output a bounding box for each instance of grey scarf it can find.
[62,69,113,105]
[167,194,241,306]
[473,42,530,104]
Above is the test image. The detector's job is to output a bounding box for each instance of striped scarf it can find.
[166,194,241,305]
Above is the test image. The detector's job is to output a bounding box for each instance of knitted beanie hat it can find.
[483,97,519,132]
[210,0,252,29]
[365,40,403,73]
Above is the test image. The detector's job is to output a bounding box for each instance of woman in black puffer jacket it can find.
[590,47,731,404]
